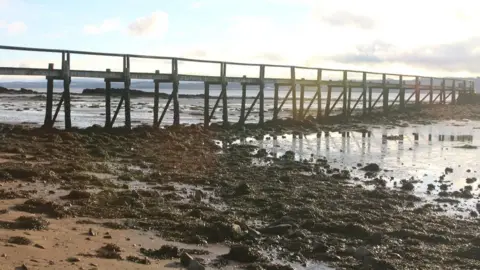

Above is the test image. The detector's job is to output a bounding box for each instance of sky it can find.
[1,0,480,81]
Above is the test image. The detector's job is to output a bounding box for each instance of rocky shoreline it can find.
[1,106,480,269]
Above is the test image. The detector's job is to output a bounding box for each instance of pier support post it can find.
[316,69,322,120]
[221,63,228,127]
[273,83,279,121]
[342,71,348,117]
[399,75,405,111]
[62,52,71,129]
[240,77,247,124]
[347,86,352,117]
[382,74,389,114]
[44,63,54,127]
[429,77,434,104]
[299,79,305,119]
[204,82,209,128]
[172,58,180,125]
[441,79,446,104]
[123,56,131,129]
[368,87,373,114]
[415,76,420,105]
[452,79,456,105]
[362,72,367,116]
[153,70,160,127]
[105,69,112,128]
[325,86,332,116]
[259,65,265,125]
[291,67,297,120]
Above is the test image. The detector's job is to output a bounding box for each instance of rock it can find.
[361,163,381,172]
[312,242,329,253]
[180,252,194,267]
[34,243,45,249]
[401,182,415,191]
[259,224,292,235]
[61,190,91,200]
[427,184,435,191]
[369,232,384,245]
[332,170,351,179]
[467,177,477,184]
[96,243,122,259]
[126,256,151,265]
[231,224,243,239]
[354,247,372,260]
[440,184,449,191]
[187,259,206,270]
[445,167,454,174]
[194,190,204,202]
[8,236,32,245]
[88,228,97,236]
[17,265,28,270]
[66,257,80,263]
[234,182,252,195]
[255,148,268,158]
[224,245,264,263]
[14,216,49,230]
[140,245,179,259]
[286,241,305,252]
[246,226,261,238]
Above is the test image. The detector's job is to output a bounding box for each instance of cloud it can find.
[0,21,27,34]
[128,11,168,38]
[83,19,120,35]
[321,10,375,29]
[190,1,205,9]
[328,37,480,74]
[255,52,285,63]
[183,49,208,58]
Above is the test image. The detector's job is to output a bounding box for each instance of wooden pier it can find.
[0,45,475,129]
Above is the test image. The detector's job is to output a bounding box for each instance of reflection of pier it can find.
[244,130,475,165]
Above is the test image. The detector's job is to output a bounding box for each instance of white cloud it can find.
[128,11,168,38]
[83,18,120,35]
[0,21,27,34]
[0,0,10,8]
[190,1,205,9]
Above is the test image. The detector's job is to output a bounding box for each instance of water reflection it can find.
[231,121,480,202]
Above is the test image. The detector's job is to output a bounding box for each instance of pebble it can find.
[88,228,96,236]
[67,257,80,263]
[34,243,45,249]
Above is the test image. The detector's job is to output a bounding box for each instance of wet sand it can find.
[0,200,178,270]
[1,105,480,269]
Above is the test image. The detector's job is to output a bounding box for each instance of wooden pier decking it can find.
[0,45,475,129]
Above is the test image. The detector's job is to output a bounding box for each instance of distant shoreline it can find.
[0,86,273,100]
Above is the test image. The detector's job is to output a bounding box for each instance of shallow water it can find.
[0,90,432,128]
[234,120,480,217]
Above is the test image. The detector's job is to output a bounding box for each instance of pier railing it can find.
[0,45,475,129]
